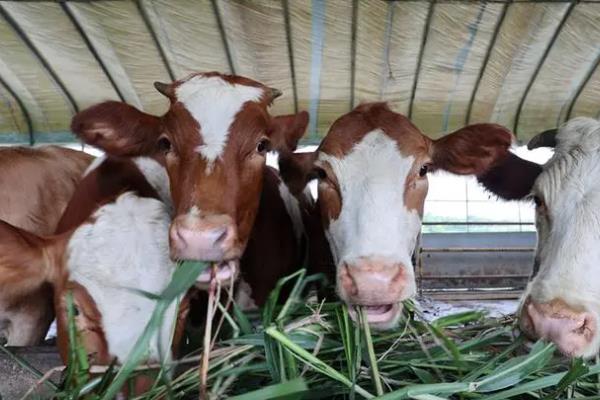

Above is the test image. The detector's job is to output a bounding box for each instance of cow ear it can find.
[268,111,309,153]
[432,123,514,176]
[477,152,542,200]
[278,151,317,196]
[71,101,162,157]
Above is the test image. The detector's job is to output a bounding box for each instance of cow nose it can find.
[338,258,411,305]
[520,298,597,357]
[169,214,239,261]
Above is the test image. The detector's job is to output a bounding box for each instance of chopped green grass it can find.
[9,267,600,399]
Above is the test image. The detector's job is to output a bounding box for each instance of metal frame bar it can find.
[513,0,576,134]
[421,247,534,253]
[465,1,510,125]
[282,0,298,113]
[565,51,600,121]
[61,2,125,102]
[0,3,79,114]
[211,0,236,75]
[0,75,34,145]
[349,0,359,110]
[423,221,534,226]
[135,0,175,82]
[408,0,435,120]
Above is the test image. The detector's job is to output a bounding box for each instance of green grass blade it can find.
[361,308,383,396]
[473,341,555,392]
[228,377,308,400]
[265,326,374,399]
[375,382,472,400]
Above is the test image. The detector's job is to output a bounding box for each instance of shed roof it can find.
[0,0,598,145]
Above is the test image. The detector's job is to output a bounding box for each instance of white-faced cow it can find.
[0,146,92,346]
[0,72,308,393]
[477,117,600,358]
[280,102,515,329]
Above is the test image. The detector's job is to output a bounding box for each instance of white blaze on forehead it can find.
[318,129,421,270]
[176,75,264,163]
[526,117,600,312]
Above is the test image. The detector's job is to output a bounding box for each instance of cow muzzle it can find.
[169,214,240,262]
[520,297,597,358]
[338,258,413,329]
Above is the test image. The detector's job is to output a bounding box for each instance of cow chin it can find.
[519,297,600,358]
[194,260,239,290]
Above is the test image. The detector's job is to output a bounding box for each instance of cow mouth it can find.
[195,260,239,290]
[348,303,402,327]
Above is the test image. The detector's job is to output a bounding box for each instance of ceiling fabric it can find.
[0,0,597,145]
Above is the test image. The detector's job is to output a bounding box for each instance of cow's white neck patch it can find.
[318,129,421,274]
[176,75,264,165]
[66,193,177,363]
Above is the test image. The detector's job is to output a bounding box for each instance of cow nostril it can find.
[340,264,358,297]
[572,316,592,336]
[213,227,229,246]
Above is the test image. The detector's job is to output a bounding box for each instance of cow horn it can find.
[154,81,173,97]
[269,87,282,100]
[527,128,558,150]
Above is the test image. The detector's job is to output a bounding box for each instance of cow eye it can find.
[256,138,270,154]
[533,195,543,207]
[157,137,172,153]
[419,164,429,177]
[315,167,327,180]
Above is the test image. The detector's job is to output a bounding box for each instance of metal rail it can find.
[0,3,79,114]
[0,74,34,145]
[282,0,299,113]
[423,221,534,226]
[61,2,126,103]
[135,0,175,82]
[211,0,236,75]
[465,1,510,125]
[408,0,435,120]
[513,0,576,134]
[422,247,534,253]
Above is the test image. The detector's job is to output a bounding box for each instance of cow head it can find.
[72,72,308,287]
[280,103,513,328]
[479,117,600,358]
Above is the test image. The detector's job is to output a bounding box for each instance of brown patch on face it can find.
[318,102,431,159]
[315,161,342,228]
[316,102,432,225]
[403,157,431,217]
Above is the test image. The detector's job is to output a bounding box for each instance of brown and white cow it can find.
[0,146,92,346]
[477,117,600,358]
[281,102,515,329]
[0,72,307,378]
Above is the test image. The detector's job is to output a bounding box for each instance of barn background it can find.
[0,0,598,298]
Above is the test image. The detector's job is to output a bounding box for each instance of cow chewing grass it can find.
[4,266,600,400]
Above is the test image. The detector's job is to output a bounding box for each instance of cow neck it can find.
[55,156,168,234]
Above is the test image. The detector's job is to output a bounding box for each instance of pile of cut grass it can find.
[7,262,600,399]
